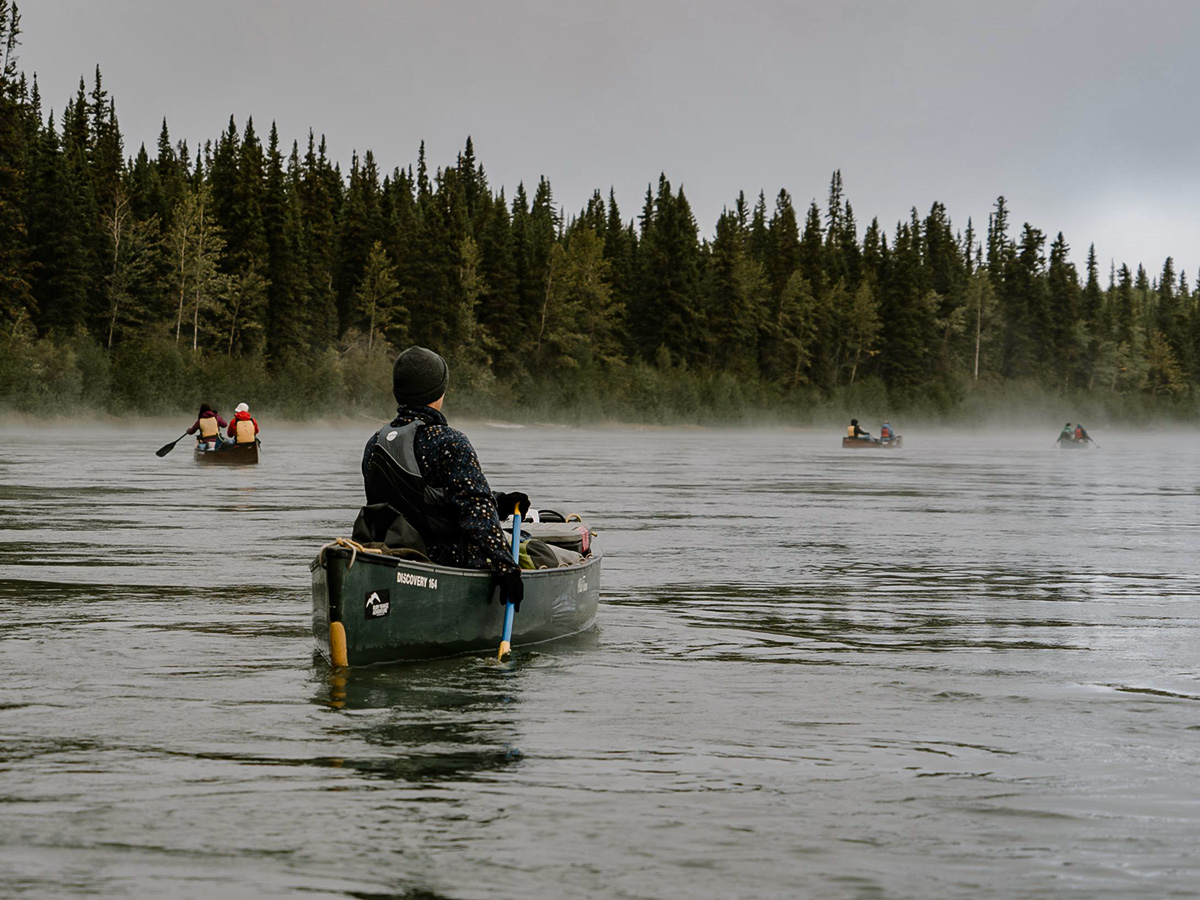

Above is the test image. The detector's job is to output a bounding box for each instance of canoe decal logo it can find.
[365,589,391,619]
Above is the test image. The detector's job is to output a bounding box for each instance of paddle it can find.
[497,502,522,661]
[155,434,189,457]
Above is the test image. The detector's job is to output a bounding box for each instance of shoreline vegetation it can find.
[2,6,1198,428]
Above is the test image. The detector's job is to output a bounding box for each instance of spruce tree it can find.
[704,208,763,376]
[26,112,90,334]
[335,150,382,332]
[0,0,32,324]
[634,175,701,365]
[1046,231,1081,386]
[601,189,635,355]
[1082,244,1102,326]
[262,126,303,362]
[299,131,338,350]
[475,188,520,375]
[355,240,402,357]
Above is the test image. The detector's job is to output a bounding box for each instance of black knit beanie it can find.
[392,346,449,407]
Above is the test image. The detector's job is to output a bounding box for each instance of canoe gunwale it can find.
[310,544,602,578]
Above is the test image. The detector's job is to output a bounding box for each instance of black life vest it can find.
[366,421,457,541]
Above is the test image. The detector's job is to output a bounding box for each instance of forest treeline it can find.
[1,5,1197,423]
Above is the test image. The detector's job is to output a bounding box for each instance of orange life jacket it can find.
[847,425,856,437]
[235,418,257,444]
[198,415,219,439]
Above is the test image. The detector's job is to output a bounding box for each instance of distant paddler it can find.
[188,403,227,450]
[1073,423,1098,447]
[847,418,874,442]
[1055,422,1073,445]
[227,402,260,445]
[358,346,528,612]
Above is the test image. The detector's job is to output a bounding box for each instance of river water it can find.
[0,421,1197,899]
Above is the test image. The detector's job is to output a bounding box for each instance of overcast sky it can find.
[18,0,1200,281]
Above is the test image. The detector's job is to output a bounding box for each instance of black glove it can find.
[495,491,531,518]
[495,569,523,612]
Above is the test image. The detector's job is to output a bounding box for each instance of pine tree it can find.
[704,208,764,375]
[87,69,122,202]
[824,171,849,286]
[262,126,304,362]
[601,188,634,354]
[633,175,701,365]
[56,79,108,336]
[299,131,338,350]
[757,191,803,382]
[1082,244,1102,325]
[1113,263,1136,346]
[0,0,32,324]
[25,111,90,334]
[166,180,227,350]
[475,188,520,374]
[536,226,617,370]
[1155,256,1188,372]
[877,215,936,392]
[101,186,160,348]
[207,116,239,261]
[273,142,311,359]
[843,280,880,384]
[765,190,799,299]
[797,201,834,388]
[522,176,558,346]
[1046,231,1081,386]
[966,268,998,380]
[230,118,268,272]
[355,240,402,357]
[335,149,382,332]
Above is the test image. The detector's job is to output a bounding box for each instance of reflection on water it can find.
[1,423,1199,898]
[313,659,525,784]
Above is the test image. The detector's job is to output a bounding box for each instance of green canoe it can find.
[311,538,602,666]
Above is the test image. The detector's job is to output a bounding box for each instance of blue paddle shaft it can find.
[499,509,521,648]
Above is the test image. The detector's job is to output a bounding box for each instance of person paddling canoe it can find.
[359,346,527,611]
[847,418,873,441]
[1056,422,1074,444]
[187,404,227,450]
[227,402,260,444]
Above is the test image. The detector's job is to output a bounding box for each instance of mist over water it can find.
[1,422,1198,898]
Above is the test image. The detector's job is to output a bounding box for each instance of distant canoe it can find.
[194,441,259,464]
[311,539,602,667]
[842,436,903,449]
[1056,438,1095,450]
